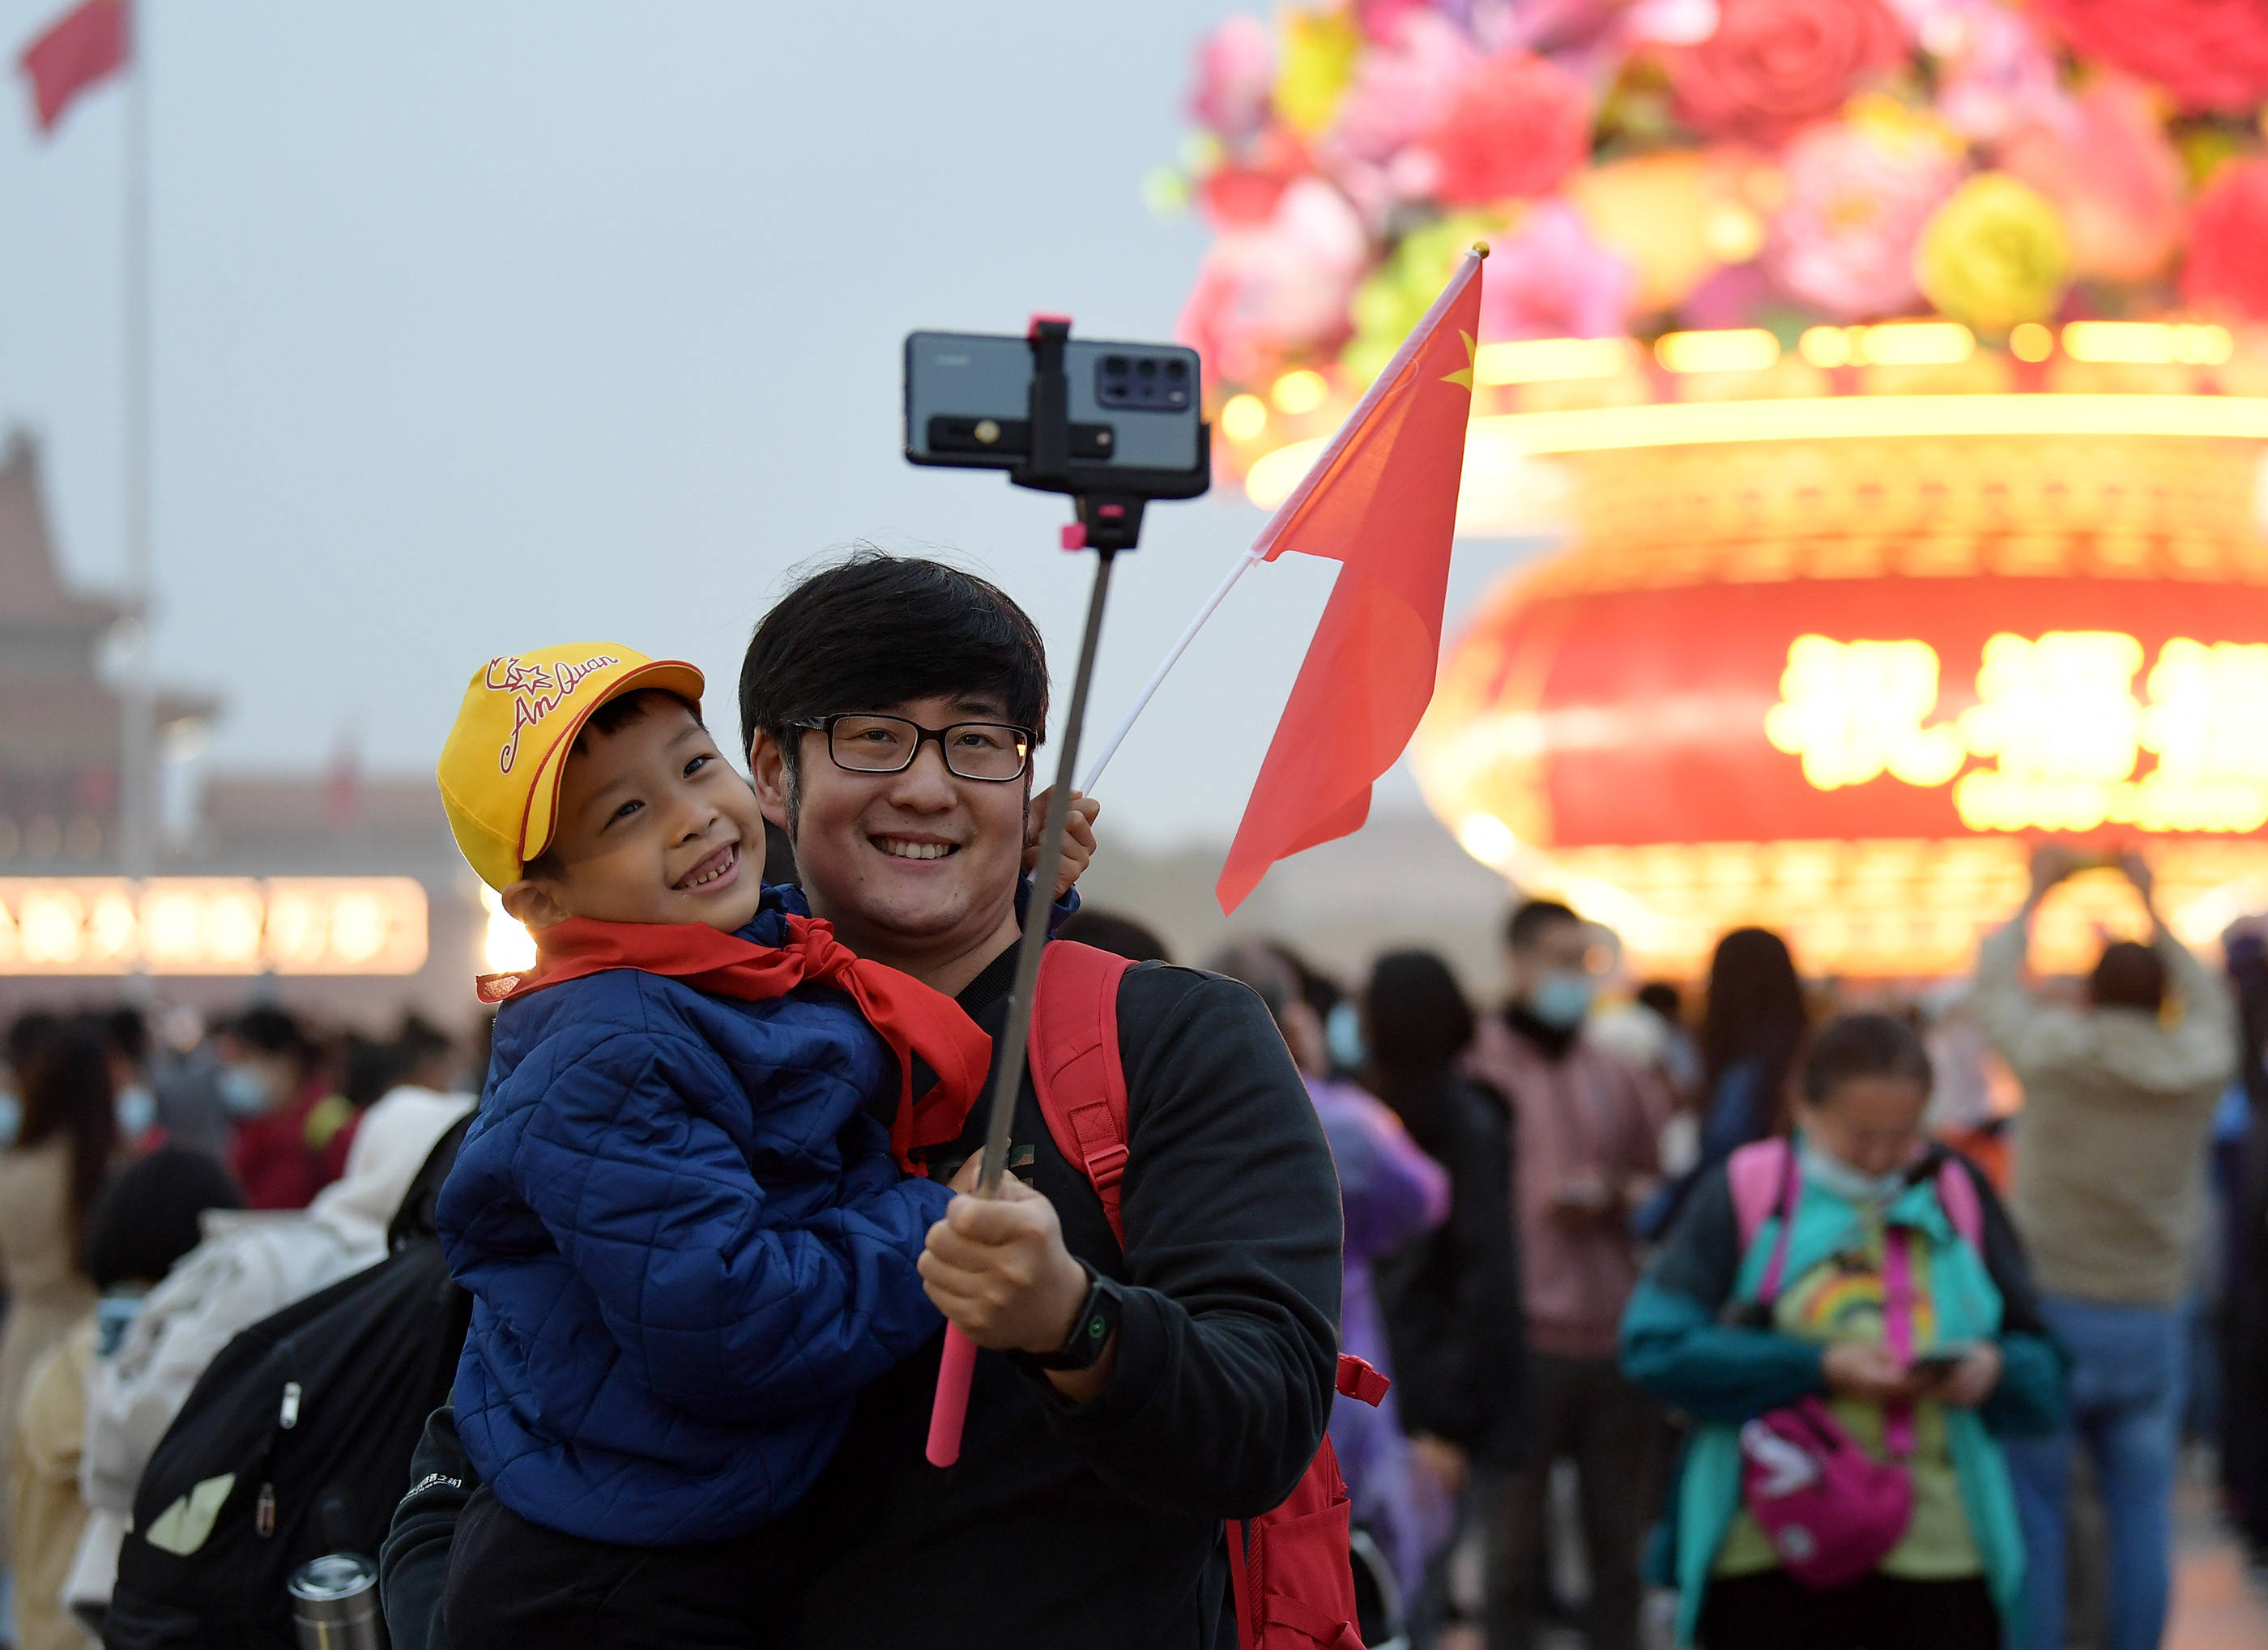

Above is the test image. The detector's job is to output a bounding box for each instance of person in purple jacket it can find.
[1209,943,1451,1613]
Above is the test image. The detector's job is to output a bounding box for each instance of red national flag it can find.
[19,0,128,134]
[1216,249,1485,913]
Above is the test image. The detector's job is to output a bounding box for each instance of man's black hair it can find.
[1506,898,1582,953]
[736,550,1049,782]
[231,1005,308,1060]
[1800,1012,1933,1106]
[2089,940,2167,1014]
[104,1004,151,1067]
[343,1034,401,1109]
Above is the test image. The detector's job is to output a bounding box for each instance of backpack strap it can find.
[1933,1155,1985,1251]
[1028,941,1136,1247]
[1336,1354,1389,1409]
[1727,1137,1792,1255]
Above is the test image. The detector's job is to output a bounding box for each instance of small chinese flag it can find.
[19,0,128,135]
[1216,249,1485,913]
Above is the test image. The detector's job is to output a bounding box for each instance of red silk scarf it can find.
[478,915,990,1176]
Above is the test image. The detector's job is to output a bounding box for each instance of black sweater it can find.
[376,943,1343,1650]
[791,947,1343,1648]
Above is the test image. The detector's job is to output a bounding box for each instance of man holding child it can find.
[389,552,1345,1648]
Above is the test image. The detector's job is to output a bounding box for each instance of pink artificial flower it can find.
[1422,50,1594,207]
[1317,9,1483,228]
[1765,120,1960,318]
[1891,0,2067,141]
[1188,15,1277,143]
[1477,199,1638,340]
[1176,177,1371,383]
[2034,0,2268,116]
[1199,126,1312,229]
[1999,78,2185,283]
[1327,10,1482,164]
[1667,0,1907,146]
[2185,158,2268,320]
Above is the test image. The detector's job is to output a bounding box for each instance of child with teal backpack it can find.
[1621,1013,2066,1649]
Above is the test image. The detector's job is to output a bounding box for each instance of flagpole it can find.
[1078,545,1260,793]
[118,0,155,903]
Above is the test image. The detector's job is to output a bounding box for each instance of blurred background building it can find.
[0,428,474,1026]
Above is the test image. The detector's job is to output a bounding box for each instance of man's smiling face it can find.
[752,690,1029,981]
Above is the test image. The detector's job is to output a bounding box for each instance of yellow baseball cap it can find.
[436,642,706,890]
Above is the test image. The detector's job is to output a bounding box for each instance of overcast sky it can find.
[2,0,1545,850]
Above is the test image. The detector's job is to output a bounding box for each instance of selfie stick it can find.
[926,318,1170,1468]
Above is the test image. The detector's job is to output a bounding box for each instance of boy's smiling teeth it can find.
[876,837,955,861]
[676,844,737,889]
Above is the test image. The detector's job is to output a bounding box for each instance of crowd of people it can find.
[0,552,2262,1650]
[0,1002,480,1649]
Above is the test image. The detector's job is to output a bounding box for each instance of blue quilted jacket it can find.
[437,885,953,1546]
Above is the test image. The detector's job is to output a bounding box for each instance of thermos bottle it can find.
[288,1553,386,1650]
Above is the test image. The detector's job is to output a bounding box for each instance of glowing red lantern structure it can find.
[1413,427,2268,976]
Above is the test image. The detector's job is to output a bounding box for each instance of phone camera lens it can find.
[1138,359,1158,377]
[1165,360,1188,381]
[1104,356,1129,375]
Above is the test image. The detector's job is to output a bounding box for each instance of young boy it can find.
[431,642,1089,1647]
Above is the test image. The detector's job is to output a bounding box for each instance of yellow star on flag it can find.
[1442,330,1476,390]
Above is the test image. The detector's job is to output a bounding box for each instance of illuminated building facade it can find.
[1413,426,2268,977]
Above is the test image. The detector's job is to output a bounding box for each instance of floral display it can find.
[1913,172,2071,331]
[1166,0,2268,431]
[2183,157,2268,319]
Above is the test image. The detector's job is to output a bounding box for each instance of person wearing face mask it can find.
[1462,900,1669,1650]
[1621,1014,2065,1648]
[99,1008,163,1154]
[216,1007,335,1210]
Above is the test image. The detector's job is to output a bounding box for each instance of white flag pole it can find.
[1077,545,1260,793]
[1075,247,1486,797]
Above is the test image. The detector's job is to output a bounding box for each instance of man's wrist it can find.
[1015,1260,1124,1373]
[1030,1249,1097,1355]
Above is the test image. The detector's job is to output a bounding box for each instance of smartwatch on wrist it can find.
[1017,1263,1123,1373]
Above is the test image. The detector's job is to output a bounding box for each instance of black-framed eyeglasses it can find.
[796,714,1034,782]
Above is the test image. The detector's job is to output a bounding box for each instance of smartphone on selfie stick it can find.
[906,318,1209,1466]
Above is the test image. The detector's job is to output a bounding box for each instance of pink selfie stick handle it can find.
[927,1324,978,1466]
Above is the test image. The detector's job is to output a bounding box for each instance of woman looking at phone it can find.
[1620,1014,2066,1649]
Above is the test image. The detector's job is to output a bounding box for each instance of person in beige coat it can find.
[0,1026,115,1598]
[1972,845,2236,1650]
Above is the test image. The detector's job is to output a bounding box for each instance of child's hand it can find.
[1024,788,1101,898]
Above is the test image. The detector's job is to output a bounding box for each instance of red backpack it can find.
[1031,940,1388,1650]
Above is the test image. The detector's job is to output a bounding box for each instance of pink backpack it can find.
[1720,1139,1983,1590]
[1030,941,1387,1650]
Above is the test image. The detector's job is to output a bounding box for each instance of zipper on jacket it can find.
[254,1379,302,1538]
